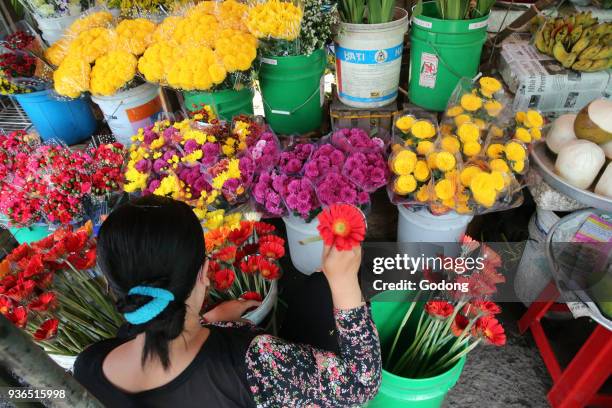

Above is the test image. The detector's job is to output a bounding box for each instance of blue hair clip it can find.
[123,286,175,325]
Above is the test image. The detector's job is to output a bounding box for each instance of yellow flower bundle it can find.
[246,0,303,41]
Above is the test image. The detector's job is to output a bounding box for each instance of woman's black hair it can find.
[97,195,205,369]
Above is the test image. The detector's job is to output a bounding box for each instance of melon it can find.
[555,140,605,189]
[574,99,612,144]
[546,114,577,154]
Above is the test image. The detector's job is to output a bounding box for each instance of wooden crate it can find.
[330,93,398,139]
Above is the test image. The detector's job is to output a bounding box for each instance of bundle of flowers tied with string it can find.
[383,236,506,379]
[0,222,123,356]
[204,220,283,306]
[388,76,544,215]
[123,113,275,230]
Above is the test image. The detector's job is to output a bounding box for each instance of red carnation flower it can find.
[33,318,59,341]
[473,316,506,346]
[212,268,235,291]
[28,292,56,312]
[228,222,253,245]
[316,204,366,251]
[451,313,470,337]
[240,255,263,275]
[7,306,27,328]
[254,222,275,236]
[213,245,237,263]
[258,259,281,281]
[259,242,285,260]
[425,300,454,319]
[240,291,263,302]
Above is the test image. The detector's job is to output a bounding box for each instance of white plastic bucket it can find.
[48,353,77,371]
[334,8,409,108]
[34,13,80,45]
[397,206,473,244]
[243,280,277,325]
[91,83,163,145]
[515,207,561,307]
[283,215,322,275]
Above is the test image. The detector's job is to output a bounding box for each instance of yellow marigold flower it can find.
[435,151,456,172]
[395,115,415,132]
[441,136,460,154]
[463,141,482,157]
[90,50,137,96]
[446,105,463,117]
[470,173,497,207]
[486,143,504,159]
[182,150,204,164]
[515,111,526,124]
[524,110,544,129]
[247,0,303,41]
[460,93,483,111]
[435,179,456,201]
[391,150,417,176]
[416,185,430,202]
[394,175,417,195]
[490,125,504,138]
[473,187,496,208]
[414,160,430,182]
[490,171,507,191]
[427,152,437,169]
[417,140,435,156]
[530,128,541,141]
[484,100,502,117]
[460,166,482,187]
[473,118,487,130]
[512,160,525,173]
[68,27,113,63]
[454,114,472,127]
[45,38,70,66]
[154,174,181,198]
[193,206,208,220]
[209,63,227,84]
[479,76,502,97]
[505,141,526,162]
[457,123,480,144]
[489,159,510,173]
[223,212,243,229]
[411,120,436,139]
[67,11,113,36]
[116,18,157,56]
[514,127,532,143]
[53,56,90,98]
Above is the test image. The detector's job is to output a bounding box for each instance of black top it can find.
[73,326,258,408]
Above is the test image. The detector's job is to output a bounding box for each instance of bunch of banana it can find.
[534,12,612,72]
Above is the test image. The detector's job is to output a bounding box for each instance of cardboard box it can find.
[499,34,612,114]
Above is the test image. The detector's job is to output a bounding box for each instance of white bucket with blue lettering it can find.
[335,8,409,108]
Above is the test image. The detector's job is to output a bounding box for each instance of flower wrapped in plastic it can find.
[330,127,385,154]
[278,142,315,175]
[387,146,431,206]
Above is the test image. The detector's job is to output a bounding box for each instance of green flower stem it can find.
[427,339,481,376]
[390,310,427,372]
[385,291,421,368]
[393,317,434,374]
[409,320,440,377]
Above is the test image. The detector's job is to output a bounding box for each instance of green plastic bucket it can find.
[409,2,488,111]
[258,49,326,135]
[369,291,466,407]
[183,87,254,121]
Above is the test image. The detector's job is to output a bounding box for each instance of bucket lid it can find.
[411,2,489,34]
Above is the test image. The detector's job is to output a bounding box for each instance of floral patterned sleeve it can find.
[245,304,382,408]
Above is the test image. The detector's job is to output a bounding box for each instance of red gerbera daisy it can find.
[425,300,454,319]
[0,296,13,315]
[254,222,275,236]
[259,235,285,247]
[258,259,281,280]
[36,272,54,289]
[33,318,59,341]
[5,280,36,301]
[62,230,89,253]
[28,292,57,312]
[259,242,285,259]
[451,313,470,337]
[316,204,366,251]
[472,300,501,316]
[473,316,506,346]
[23,254,44,279]
[240,255,263,274]
[213,245,237,263]
[67,247,96,270]
[228,221,253,245]
[0,275,17,294]
[212,268,235,291]
[7,306,28,328]
[240,291,263,302]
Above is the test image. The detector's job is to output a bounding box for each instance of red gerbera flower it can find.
[425,300,454,319]
[228,222,254,246]
[240,291,263,302]
[472,300,501,316]
[316,204,366,251]
[212,268,235,291]
[28,292,57,312]
[254,222,275,236]
[7,244,33,263]
[258,259,281,280]
[460,234,480,253]
[0,275,17,294]
[451,313,470,337]
[259,235,285,247]
[33,318,59,341]
[259,242,285,259]
[0,296,13,315]
[7,306,27,328]
[240,255,263,274]
[473,316,506,346]
[212,245,237,263]
[31,234,56,250]
[23,254,44,279]
[36,272,54,289]
[67,247,96,270]
[5,280,36,301]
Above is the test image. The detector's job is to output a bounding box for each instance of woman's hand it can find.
[321,245,364,310]
[203,299,261,323]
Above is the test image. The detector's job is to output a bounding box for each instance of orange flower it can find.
[258,258,281,280]
[473,316,506,346]
[205,226,230,252]
[228,221,254,245]
[317,204,366,251]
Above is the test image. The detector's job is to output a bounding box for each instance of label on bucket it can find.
[412,17,432,29]
[261,57,277,65]
[468,19,489,30]
[335,44,403,105]
[418,53,438,89]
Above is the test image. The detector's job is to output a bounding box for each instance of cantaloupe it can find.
[574,99,612,144]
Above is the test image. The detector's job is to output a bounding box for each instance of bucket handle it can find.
[259,82,321,116]
[426,40,469,81]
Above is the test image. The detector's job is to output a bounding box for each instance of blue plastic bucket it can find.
[13,90,97,145]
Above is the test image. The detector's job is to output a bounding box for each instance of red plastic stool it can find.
[518,280,612,408]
